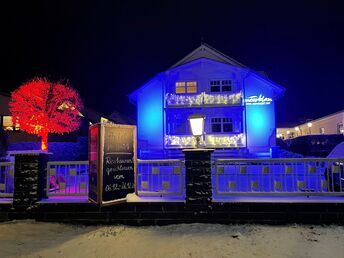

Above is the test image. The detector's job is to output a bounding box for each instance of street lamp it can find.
[307,122,312,135]
[188,114,205,148]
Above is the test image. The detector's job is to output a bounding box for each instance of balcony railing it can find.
[0,162,14,198]
[165,133,245,148]
[165,91,242,107]
[214,158,344,197]
[137,159,184,197]
[47,161,89,196]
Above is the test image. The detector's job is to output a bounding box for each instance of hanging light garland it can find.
[164,133,245,148]
[165,92,242,107]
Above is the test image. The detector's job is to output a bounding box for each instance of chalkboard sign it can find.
[88,123,136,206]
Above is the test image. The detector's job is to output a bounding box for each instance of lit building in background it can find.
[129,44,285,158]
[277,110,344,139]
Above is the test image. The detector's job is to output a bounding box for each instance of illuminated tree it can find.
[9,78,83,151]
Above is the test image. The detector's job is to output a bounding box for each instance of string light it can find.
[165,92,242,106]
[165,134,245,147]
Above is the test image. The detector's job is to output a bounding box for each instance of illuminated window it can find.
[186,81,197,93]
[175,82,186,94]
[211,117,233,133]
[175,81,197,94]
[320,127,325,134]
[337,123,343,134]
[2,116,13,131]
[210,80,232,92]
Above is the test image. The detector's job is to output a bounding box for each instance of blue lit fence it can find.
[47,161,89,196]
[137,159,184,197]
[0,162,14,197]
[214,158,344,196]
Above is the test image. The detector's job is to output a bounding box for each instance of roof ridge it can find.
[169,43,247,69]
[200,42,247,67]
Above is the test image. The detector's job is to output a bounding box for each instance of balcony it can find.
[165,91,242,108]
[164,133,245,148]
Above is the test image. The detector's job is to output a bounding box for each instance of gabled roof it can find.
[128,73,164,104]
[129,44,286,103]
[170,43,247,69]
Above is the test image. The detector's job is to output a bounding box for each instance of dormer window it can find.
[210,80,232,92]
[175,81,197,94]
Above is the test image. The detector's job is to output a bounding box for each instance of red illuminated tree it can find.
[9,78,83,151]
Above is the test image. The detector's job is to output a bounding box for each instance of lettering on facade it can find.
[244,94,272,105]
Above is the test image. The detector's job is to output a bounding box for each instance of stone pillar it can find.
[12,152,49,211]
[183,149,214,213]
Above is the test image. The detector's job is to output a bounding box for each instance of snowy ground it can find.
[0,220,344,258]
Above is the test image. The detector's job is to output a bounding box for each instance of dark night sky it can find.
[1,1,343,125]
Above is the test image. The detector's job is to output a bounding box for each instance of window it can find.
[320,127,325,134]
[211,118,222,132]
[223,118,233,132]
[337,123,343,134]
[175,82,186,94]
[210,80,221,92]
[186,81,197,93]
[175,81,197,94]
[221,80,232,92]
[210,80,232,92]
[2,116,13,131]
[211,117,233,133]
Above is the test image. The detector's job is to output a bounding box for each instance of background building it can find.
[277,110,344,139]
[129,44,285,159]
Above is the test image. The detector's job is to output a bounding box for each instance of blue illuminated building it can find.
[129,44,285,159]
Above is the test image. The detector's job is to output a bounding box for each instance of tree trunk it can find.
[41,131,48,151]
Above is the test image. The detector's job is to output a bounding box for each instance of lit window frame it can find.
[2,116,14,131]
[175,81,197,94]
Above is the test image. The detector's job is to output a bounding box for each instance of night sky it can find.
[1,1,343,125]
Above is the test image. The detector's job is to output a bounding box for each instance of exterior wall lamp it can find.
[295,126,300,136]
[188,114,205,148]
[307,122,312,135]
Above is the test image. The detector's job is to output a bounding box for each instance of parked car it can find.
[325,142,344,192]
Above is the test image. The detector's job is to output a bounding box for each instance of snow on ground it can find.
[0,220,344,258]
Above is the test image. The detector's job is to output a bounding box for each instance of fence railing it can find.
[214,158,344,196]
[137,159,184,197]
[0,162,14,197]
[47,161,89,196]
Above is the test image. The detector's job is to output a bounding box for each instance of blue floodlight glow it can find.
[129,58,284,158]
[136,78,164,150]
[245,73,276,151]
